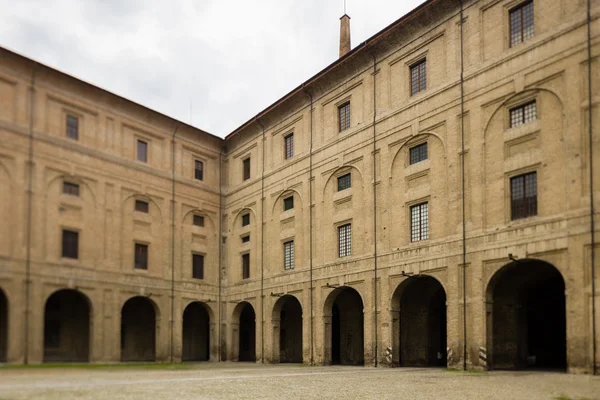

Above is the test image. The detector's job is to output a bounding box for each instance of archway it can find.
[324,287,364,365]
[43,289,90,362]
[0,288,7,362]
[121,296,156,362]
[392,276,446,367]
[237,302,256,362]
[272,295,302,363]
[182,302,210,361]
[486,259,566,370]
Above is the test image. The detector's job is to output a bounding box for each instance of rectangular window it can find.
[409,143,428,165]
[410,59,427,96]
[243,158,251,181]
[135,200,149,213]
[284,241,295,270]
[284,133,294,159]
[337,173,352,191]
[283,196,294,211]
[510,101,537,128]
[338,223,352,257]
[134,243,148,270]
[137,140,148,163]
[242,213,250,227]
[61,230,78,259]
[511,172,537,220]
[410,202,429,242]
[338,102,351,132]
[242,235,250,243]
[192,254,204,279]
[242,254,250,279]
[194,160,204,181]
[510,1,534,47]
[193,215,205,227]
[66,115,79,140]
[63,181,80,196]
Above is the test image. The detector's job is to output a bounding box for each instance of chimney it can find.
[339,14,351,58]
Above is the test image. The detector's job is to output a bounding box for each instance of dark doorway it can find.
[329,287,364,365]
[238,303,256,362]
[182,302,210,361]
[43,289,90,362]
[276,296,302,363]
[0,289,7,362]
[488,260,566,370]
[121,297,156,362]
[396,276,447,367]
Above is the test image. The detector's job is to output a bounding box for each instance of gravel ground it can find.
[0,364,599,400]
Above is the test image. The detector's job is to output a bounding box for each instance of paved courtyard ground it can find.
[0,363,599,400]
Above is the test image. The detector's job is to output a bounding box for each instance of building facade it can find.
[0,0,599,373]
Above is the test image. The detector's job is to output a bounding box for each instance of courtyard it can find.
[0,364,598,400]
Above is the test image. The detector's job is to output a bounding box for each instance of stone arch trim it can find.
[231,207,258,231]
[121,295,161,319]
[45,288,93,314]
[46,174,98,205]
[391,273,448,309]
[122,193,164,222]
[181,208,217,231]
[182,300,215,322]
[388,132,446,179]
[322,286,365,317]
[270,188,304,215]
[322,165,365,198]
[271,294,303,321]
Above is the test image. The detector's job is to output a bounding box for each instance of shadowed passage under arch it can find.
[0,288,8,362]
[182,302,210,361]
[324,287,364,366]
[44,289,90,362]
[272,295,302,363]
[238,302,256,362]
[121,296,156,362]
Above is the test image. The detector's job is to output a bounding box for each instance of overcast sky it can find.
[0,0,426,137]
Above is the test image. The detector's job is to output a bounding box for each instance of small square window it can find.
[284,241,294,270]
[409,143,428,165]
[284,133,294,159]
[338,224,352,257]
[135,200,149,213]
[338,102,351,132]
[66,115,79,140]
[410,59,427,96]
[509,101,537,128]
[192,254,204,279]
[63,181,80,196]
[283,196,294,211]
[511,172,537,220]
[242,253,250,279]
[410,202,429,242]
[242,213,250,227]
[242,235,250,243]
[337,173,351,191]
[195,160,204,181]
[243,158,251,181]
[134,243,148,270]
[193,215,205,227]
[62,230,78,259]
[510,1,534,47]
[137,140,148,163]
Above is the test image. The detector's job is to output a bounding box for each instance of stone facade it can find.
[0,0,599,374]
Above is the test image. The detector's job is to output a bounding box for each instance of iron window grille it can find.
[193,215,205,227]
[510,101,537,128]
[242,213,250,227]
[192,254,204,279]
[510,1,534,47]
[134,243,148,270]
[195,160,204,181]
[135,200,149,213]
[243,158,251,180]
[410,59,427,96]
[510,172,537,220]
[410,202,429,242]
[62,230,79,259]
[338,223,352,257]
[338,102,351,132]
[63,181,80,196]
[284,133,294,159]
[284,241,295,270]
[137,140,148,163]
[242,254,250,279]
[409,143,428,165]
[66,115,79,140]
[337,173,352,191]
[283,196,294,211]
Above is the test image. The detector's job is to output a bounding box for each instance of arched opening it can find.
[0,288,7,362]
[238,302,256,362]
[272,295,302,363]
[43,289,90,362]
[121,296,156,362]
[182,302,210,361]
[486,259,566,370]
[324,287,364,365]
[392,276,446,367]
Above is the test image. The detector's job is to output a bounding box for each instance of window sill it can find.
[333,187,353,203]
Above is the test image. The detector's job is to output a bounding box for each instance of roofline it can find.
[224,0,437,141]
[0,45,223,142]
